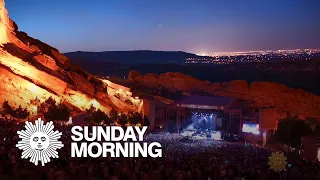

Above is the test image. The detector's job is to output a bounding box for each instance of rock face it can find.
[0,1,140,114]
[0,0,14,44]
[129,70,212,93]
[128,70,320,119]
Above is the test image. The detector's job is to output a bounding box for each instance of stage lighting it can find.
[242,123,260,135]
[212,131,222,140]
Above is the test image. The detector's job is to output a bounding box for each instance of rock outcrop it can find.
[128,70,320,119]
[129,70,212,93]
[0,0,15,44]
[0,0,141,114]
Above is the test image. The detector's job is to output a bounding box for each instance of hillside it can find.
[64,51,320,94]
[67,61,320,94]
[64,50,200,65]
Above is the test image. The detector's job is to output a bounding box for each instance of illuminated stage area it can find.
[152,95,277,145]
[187,112,218,131]
[180,111,224,140]
[174,96,242,139]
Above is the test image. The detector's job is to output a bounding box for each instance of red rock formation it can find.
[129,70,211,92]
[0,1,140,114]
[0,0,14,44]
[128,70,320,119]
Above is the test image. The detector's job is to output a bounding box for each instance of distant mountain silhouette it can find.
[64,50,200,65]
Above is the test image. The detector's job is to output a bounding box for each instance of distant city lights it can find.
[196,52,209,56]
[186,49,320,64]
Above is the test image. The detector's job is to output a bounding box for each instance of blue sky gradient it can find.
[6,0,320,53]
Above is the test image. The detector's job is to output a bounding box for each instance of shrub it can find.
[86,105,112,124]
[38,97,71,122]
[128,112,143,125]
[118,114,128,126]
[1,101,30,119]
[143,115,150,126]
[109,108,118,121]
[275,117,312,148]
[2,101,14,117]
[92,109,110,124]
[44,102,70,122]
[14,106,30,119]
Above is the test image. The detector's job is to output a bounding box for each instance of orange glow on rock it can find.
[28,83,38,94]
[0,0,142,117]
[0,52,110,113]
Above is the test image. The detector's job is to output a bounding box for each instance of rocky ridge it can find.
[128,70,320,119]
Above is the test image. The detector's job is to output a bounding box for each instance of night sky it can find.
[6,0,320,54]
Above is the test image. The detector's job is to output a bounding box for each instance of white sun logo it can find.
[16,118,64,166]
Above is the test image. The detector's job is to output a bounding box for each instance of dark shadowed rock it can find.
[128,70,142,82]
[129,70,320,119]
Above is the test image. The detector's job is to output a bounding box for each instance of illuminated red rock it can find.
[0,0,15,44]
[143,73,159,88]
[0,0,141,115]
[158,72,175,90]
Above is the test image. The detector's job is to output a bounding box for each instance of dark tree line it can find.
[1,97,150,127]
[86,106,150,126]
[1,97,70,121]
[37,97,70,122]
[1,101,30,119]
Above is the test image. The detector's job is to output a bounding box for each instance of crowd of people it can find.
[0,117,319,180]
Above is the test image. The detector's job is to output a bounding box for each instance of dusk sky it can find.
[6,0,320,54]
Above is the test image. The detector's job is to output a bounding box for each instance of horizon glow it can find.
[5,0,320,54]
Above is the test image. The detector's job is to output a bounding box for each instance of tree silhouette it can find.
[86,105,96,114]
[118,114,128,126]
[91,109,109,124]
[128,112,143,125]
[56,103,70,121]
[37,97,57,116]
[143,115,150,126]
[45,97,56,106]
[2,101,14,117]
[40,99,70,122]
[109,108,118,122]
[103,115,112,125]
[14,106,30,119]
[275,117,312,148]
[29,97,41,107]
[1,101,30,119]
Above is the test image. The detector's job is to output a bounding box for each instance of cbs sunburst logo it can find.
[16,118,64,166]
